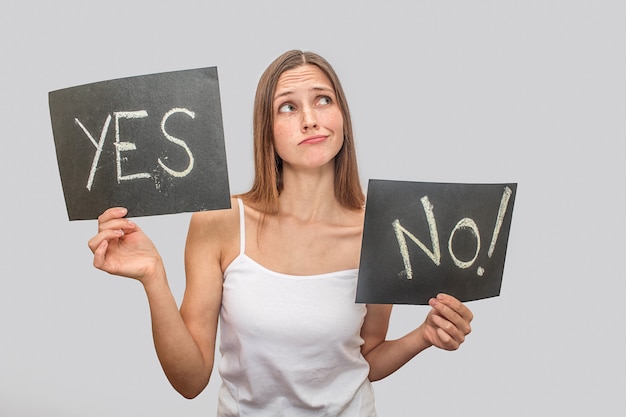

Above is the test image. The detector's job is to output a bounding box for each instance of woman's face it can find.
[272,64,344,171]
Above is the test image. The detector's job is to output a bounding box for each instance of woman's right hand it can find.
[87,207,163,283]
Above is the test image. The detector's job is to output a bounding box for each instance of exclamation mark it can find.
[477,186,513,276]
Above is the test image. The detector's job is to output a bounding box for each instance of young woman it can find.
[88,50,473,416]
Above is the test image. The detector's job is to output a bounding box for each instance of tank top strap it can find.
[236,198,246,256]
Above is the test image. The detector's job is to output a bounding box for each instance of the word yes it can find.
[75,108,196,191]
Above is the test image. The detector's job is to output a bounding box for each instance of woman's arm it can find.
[88,207,227,398]
[361,294,473,382]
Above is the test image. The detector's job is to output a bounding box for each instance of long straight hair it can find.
[238,50,365,215]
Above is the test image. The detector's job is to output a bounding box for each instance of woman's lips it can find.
[298,135,327,145]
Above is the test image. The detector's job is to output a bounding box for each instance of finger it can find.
[92,239,109,270]
[98,218,137,234]
[433,293,474,323]
[430,312,466,346]
[435,327,461,351]
[429,297,472,336]
[88,229,124,253]
[97,207,128,224]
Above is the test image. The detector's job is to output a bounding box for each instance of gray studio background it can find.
[1,1,624,416]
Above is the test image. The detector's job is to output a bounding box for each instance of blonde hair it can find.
[239,50,364,215]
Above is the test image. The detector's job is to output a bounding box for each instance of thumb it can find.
[93,239,109,270]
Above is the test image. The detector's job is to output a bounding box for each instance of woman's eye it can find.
[278,103,295,113]
[318,96,332,105]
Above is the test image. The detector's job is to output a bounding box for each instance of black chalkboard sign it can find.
[49,67,230,220]
[356,180,517,305]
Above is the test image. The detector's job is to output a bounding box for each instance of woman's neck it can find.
[277,162,341,223]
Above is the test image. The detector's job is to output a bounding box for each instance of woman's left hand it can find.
[421,293,473,351]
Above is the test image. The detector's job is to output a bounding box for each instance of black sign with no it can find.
[49,67,230,220]
[357,180,517,305]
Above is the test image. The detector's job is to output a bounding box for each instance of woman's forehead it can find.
[274,65,334,97]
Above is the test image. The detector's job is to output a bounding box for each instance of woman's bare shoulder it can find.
[189,197,240,229]
[186,197,241,262]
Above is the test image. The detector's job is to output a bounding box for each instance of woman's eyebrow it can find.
[274,90,293,100]
[311,85,335,94]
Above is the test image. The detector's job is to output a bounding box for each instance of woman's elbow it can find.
[171,374,211,399]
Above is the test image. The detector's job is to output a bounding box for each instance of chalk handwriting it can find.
[75,107,196,190]
[75,115,111,191]
[393,186,513,279]
[114,110,151,182]
[488,186,513,258]
[158,108,195,177]
[448,217,480,270]
[392,196,441,280]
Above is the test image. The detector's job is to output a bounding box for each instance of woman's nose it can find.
[301,107,318,130]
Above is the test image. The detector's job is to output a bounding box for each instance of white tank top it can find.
[217,199,377,416]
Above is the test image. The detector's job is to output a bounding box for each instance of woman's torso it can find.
[216,198,376,416]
